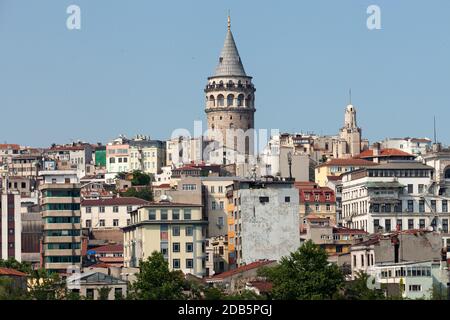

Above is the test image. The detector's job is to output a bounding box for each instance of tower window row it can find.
[206,94,253,108]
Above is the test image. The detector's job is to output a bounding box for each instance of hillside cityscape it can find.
[1,14,450,301]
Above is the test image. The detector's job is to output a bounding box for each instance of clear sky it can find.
[1,0,449,147]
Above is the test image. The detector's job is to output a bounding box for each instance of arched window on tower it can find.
[218,81,224,88]
[237,94,244,107]
[227,94,234,107]
[217,94,224,107]
[229,123,234,129]
[209,95,215,107]
[211,124,215,130]
[227,80,234,89]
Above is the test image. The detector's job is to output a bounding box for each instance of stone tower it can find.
[205,16,256,157]
[338,103,362,157]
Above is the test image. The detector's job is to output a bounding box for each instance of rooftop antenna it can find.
[349,88,352,105]
[433,116,437,144]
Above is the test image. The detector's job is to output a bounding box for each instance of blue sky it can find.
[0,0,449,147]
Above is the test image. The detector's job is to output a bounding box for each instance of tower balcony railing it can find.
[205,83,255,91]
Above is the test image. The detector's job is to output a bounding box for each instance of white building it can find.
[226,179,300,267]
[81,197,150,229]
[1,178,21,262]
[341,161,450,233]
[381,138,432,158]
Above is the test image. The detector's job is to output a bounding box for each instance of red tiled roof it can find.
[98,257,124,264]
[0,144,20,150]
[88,262,113,269]
[0,267,27,277]
[317,158,377,168]
[153,184,171,189]
[81,197,150,207]
[93,244,123,253]
[209,260,276,280]
[327,175,341,181]
[248,280,273,293]
[49,145,86,151]
[355,148,414,159]
[333,227,368,235]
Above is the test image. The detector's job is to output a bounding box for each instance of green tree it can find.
[0,258,32,274]
[28,269,65,300]
[97,286,112,300]
[259,241,344,300]
[203,286,226,300]
[120,187,154,201]
[0,277,29,300]
[226,290,264,300]
[131,170,153,186]
[130,251,186,300]
[341,271,385,300]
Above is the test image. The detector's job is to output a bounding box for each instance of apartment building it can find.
[202,177,244,237]
[39,170,82,274]
[382,137,432,157]
[295,181,336,227]
[123,202,207,277]
[205,235,229,276]
[226,179,300,268]
[315,158,377,187]
[341,161,450,233]
[106,135,165,178]
[0,178,22,262]
[81,197,150,230]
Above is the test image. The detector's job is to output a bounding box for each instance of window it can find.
[219,201,224,210]
[185,226,193,236]
[419,219,425,229]
[361,254,364,267]
[408,219,414,230]
[211,201,217,210]
[285,196,290,203]
[173,259,180,269]
[113,219,119,227]
[443,219,449,233]
[374,219,380,231]
[186,259,194,269]
[353,255,356,267]
[86,219,91,228]
[99,220,105,227]
[259,196,269,203]
[86,207,92,213]
[419,200,425,213]
[182,184,197,191]
[409,285,422,292]
[407,200,414,212]
[396,219,402,230]
[161,209,168,220]
[184,209,191,220]
[326,204,331,211]
[418,184,425,193]
[218,216,224,227]
[149,210,156,220]
[443,200,448,213]
[114,288,123,299]
[315,204,320,212]
[325,194,331,200]
[99,206,105,213]
[186,242,193,253]
[385,219,391,232]
[173,226,180,236]
[113,206,119,213]
[218,186,223,193]
[127,219,131,226]
[173,243,180,252]
[127,206,132,213]
[86,288,94,300]
[172,209,180,220]
[431,200,437,212]
[407,184,414,194]
[210,186,215,193]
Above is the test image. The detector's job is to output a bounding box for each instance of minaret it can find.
[205,16,256,157]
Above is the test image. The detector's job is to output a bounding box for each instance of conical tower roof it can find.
[213,18,247,77]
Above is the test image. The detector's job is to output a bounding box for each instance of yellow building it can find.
[315,158,377,186]
[123,202,207,277]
